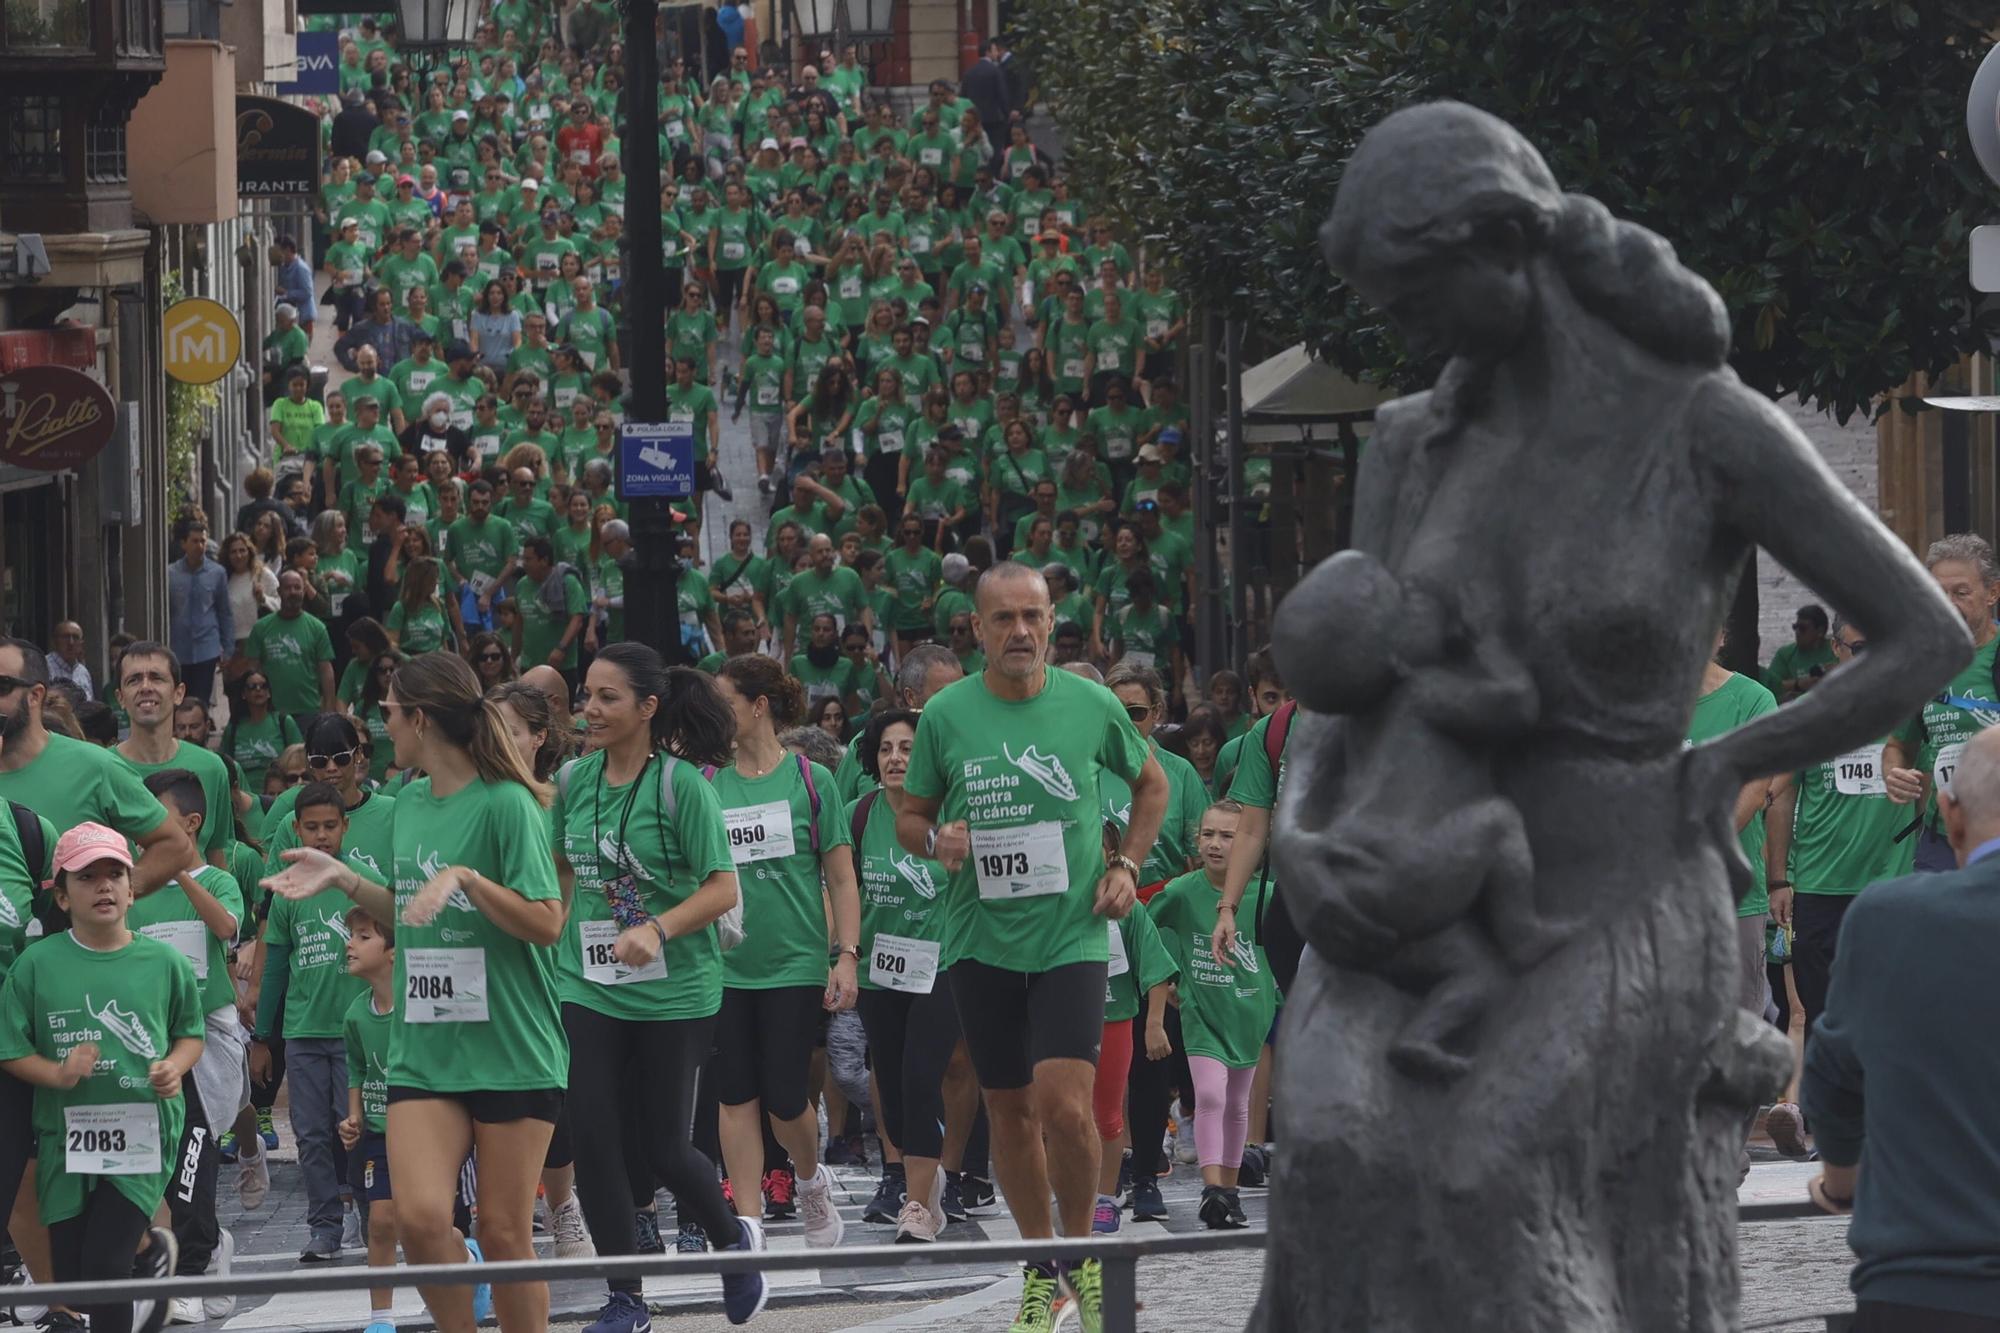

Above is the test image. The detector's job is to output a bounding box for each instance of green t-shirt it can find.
[387,598,452,655]
[1101,743,1209,886]
[884,545,943,631]
[1148,869,1277,1068]
[268,396,326,457]
[246,611,334,715]
[1892,633,2000,827]
[0,809,47,980]
[711,758,848,991]
[118,740,232,863]
[1104,907,1177,1025]
[0,932,203,1223]
[130,865,242,1015]
[261,786,397,894]
[222,713,301,795]
[0,733,169,856]
[388,777,567,1092]
[1687,671,1780,918]
[740,351,788,414]
[791,654,861,710]
[342,990,393,1133]
[519,567,588,670]
[445,515,519,585]
[904,668,1150,972]
[554,753,735,1021]
[264,884,370,1039]
[850,792,951,993]
[1789,738,1916,897]
[783,566,868,630]
[1764,640,1839,697]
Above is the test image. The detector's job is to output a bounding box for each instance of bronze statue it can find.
[1252,102,1968,1331]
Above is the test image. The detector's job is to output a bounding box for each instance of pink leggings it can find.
[1188,1055,1255,1170]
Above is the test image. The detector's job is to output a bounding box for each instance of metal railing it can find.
[0,1202,1852,1333]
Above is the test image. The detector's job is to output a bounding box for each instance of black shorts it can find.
[712,986,823,1120]
[948,959,1107,1091]
[386,1085,565,1125]
[354,1130,393,1202]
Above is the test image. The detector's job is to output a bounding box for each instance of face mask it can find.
[430,411,449,428]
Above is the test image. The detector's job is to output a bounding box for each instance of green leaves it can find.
[1018,0,1996,421]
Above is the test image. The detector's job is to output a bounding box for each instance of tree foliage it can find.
[1018,0,1995,420]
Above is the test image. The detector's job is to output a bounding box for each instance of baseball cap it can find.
[53,823,134,876]
[452,109,470,121]
[1158,426,1184,446]
[788,136,808,149]
[411,327,436,343]
[967,282,987,295]
[355,171,377,185]
[759,136,780,150]
[1037,231,1061,243]
[445,339,474,361]
[397,174,416,187]
[366,150,388,165]
[1136,444,1165,463]
[520,177,540,190]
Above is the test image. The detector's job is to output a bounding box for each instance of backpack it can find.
[1264,699,1296,778]
[849,787,882,852]
[12,803,59,938]
[559,752,746,952]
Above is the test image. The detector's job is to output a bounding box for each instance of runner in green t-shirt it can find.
[1763,604,1839,703]
[1686,655,1783,1016]
[132,771,243,1021]
[245,573,336,717]
[709,655,858,1250]
[898,562,1165,1322]
[548,643,768,1309]
[113,643,232,867]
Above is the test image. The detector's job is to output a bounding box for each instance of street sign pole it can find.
[618,420,697,659]
[620,0,675,655]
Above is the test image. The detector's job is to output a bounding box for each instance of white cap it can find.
[451,109,470,121]
[520,177,540,189]
[759,136,780,150]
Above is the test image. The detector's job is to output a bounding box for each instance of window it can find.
[161,0,217,39]
[86,104,125,182]
[119,0,157,54]
[1,0,92,48]
[1,95,64,182]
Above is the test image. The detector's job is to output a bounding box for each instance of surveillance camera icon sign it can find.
[619,421,696,499]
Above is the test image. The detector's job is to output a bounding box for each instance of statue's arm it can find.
[1410,637,1539,741]
[1691,377,1971,780]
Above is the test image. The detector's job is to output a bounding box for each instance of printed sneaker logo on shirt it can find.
[598,834,656,882]
[891,851,939,900]
[1229,934,1261,976]
[86,995,158,1060]
[319,909,353,943]
[1003,743,1078,802]
[416,849,477,913]
[0,894,20,930]
[347,849,383,881]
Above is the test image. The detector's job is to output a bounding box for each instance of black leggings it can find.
[563,1004,737,1288]
[1127,1005,1191,1181]
[712,268,747,321]
[0,1069,32,1228]
[856,985,961,1160]
[712,986,823,1120]
[49,1183,154,1333]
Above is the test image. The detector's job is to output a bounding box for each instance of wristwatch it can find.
[924,825,939,857]
[1768,880,1793,890]
[830,944,861,963]
[1107,851,1141,882]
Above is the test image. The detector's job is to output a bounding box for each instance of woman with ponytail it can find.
[710,654,859,1251]
[550,642,767,1329]
[263,651,565,1333]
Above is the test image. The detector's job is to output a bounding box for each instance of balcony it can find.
[128,39,236,225]
[0,0,162,63]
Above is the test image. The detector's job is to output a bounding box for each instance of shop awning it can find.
[1240,343,1394,424]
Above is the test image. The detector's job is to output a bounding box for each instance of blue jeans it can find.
[286,1037,349,1243]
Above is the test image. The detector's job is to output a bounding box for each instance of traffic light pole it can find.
[621,0,682,658]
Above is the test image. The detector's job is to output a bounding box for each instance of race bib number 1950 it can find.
[724,801,797,864]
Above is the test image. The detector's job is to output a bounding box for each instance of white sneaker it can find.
[204,1227,237,1320]
[341,1206,364,1250]
[8,1269,47,1323]
[551,1193,595,1259]
[238,1141,270,1210]
[166,1296,204,1325]
[893,1198,940,1244]
[1174,1114,1199,1166]
[795,1167,845,1249]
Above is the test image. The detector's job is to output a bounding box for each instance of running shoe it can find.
[1173,1113,1198,1165]
[238,1139,270,1211]
[721,1217,768,1325]
[762,1167,796,1220]
[1199,1184,1245,1231]
[33,1314,83,1332]
[1114,1150,1132,1199]
[1060,1259,1104,1333]
[298,1232,341,1263]
[676,1219,708,1254]
[583,1290,651,1333]
[1091,1195,1120,1234]
[204,1227,237,1320]
[959,1172,996,1212]
[795,1167,845,1248]
[165,1298,203,1325]
[893,1198,940,1244]
[863,1165,905,1224]
[342,1206,364,1250]
[634,1208,664,1255]
[757,473,774,495]
[552,1194,595,1258]
[464,1235,493,1323]
[1126,1176,1167,1222]
[11,1268,46,1323]
[218,1130,238,1163]
[822,1135,866,1167]
[1765,1102,1809,1158]
[1238,1144,1268,1188]
[940,1171,966,1222]
[1009,1263,1060,1333]
[132,1227,178,1333]
[256,1107,279,1150]
[364,1321,396,1333]
[1223,1188,1248,1228]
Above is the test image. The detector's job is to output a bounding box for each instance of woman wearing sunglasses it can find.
[221,674,302,796]
[466,632,516,692]
[354,653,407,786]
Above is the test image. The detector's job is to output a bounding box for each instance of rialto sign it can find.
[0,366,118,470]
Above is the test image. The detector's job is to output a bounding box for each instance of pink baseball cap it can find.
[52,823,134,875]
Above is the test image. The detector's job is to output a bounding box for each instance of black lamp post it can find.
[392,0,477,76]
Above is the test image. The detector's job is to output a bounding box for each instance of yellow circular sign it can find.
[162,297,241,385]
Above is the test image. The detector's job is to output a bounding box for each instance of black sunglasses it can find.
[477,651,505,663]
[243,680,271,691]
[0,675,36,693]
[1124,704,1151,722]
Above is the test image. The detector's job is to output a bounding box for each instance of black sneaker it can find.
[1127,1175,1168,1222]
[634,1208,665,1255]
[34,1314,85,1332]
[1198,1185,1245,1231]
[940,1171,967,1222]
[1115,1149,1133,1199]
[959,1172,996,1212]
[1238,1144,1268,1188]
[1223,1187,1248,1228]
[863,1165,905,1224]
[132,1227,179,1333]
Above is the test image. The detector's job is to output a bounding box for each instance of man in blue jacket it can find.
[1804,723,2000,1331]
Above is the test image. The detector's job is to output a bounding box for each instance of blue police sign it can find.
[619,421,695,498]
[277,31,340,95]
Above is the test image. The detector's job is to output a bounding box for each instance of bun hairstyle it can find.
[392,651,551,805]
[718,654,807,731]
[595,642,735,769]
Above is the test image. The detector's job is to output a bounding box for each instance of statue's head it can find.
[1275,550,1432,715]
[1322,101,1730,368]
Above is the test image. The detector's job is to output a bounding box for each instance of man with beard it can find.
[114,643,232,871]
[780,533,871,658]
[244,570,337,721]
[0,637,192,902]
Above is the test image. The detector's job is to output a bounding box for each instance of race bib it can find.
[919,147,943,165]
[840,276,862,299]
[666,119,687,140]
[869,932,939,994]
[580,918,667,986]
[910,233,931,254]
[879,429,903,453]
[1062,358,1085,380]
[329,592,350,617]
[1106,921,1130,978]
[339,268,361,286]
[1122,649,1156,670]
[64,1104,160,1176]
[1105,433,1134,460]
[724,801,797,864]
[971,821,1067,900]
[1100,350,1123,370]
[537,253,560,271]
[1147,318,1168,339]
[772,276,800,295]
[1832,745,1886,798]
[756,385,779,406]
[407,369,436,392]
[140,920,209,980]
[570,148,591,164]
[722,240,747,261]
[403,947,489,1022]
[960,341,983,361]
[1936,742,1966,797]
